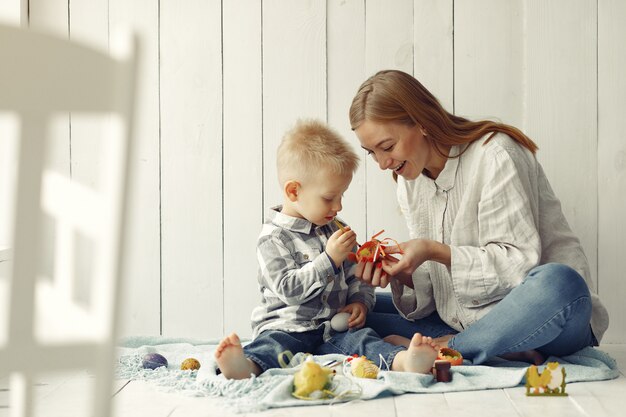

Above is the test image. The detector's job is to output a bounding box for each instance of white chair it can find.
[0,23,138,417]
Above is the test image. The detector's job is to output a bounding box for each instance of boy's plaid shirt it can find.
[250,206,375,341]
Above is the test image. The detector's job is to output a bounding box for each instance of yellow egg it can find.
[180,357,201,370]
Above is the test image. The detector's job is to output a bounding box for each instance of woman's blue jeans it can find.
[366,263,597,364]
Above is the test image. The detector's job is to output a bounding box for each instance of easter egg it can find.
[330,312,350,332]
[142,353,168,370]
[180,357,201,371]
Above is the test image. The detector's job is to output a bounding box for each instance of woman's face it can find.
[355,120,438,180]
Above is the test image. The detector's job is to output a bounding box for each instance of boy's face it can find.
[286,171,352,226]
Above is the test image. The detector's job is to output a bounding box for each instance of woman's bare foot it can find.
[391,333,439,374]
[383,334,411,347]
[500,350,545,365]
[214,333,261,379]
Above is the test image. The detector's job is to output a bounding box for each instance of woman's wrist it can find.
[426,240,451,267]
[396,272,414,288]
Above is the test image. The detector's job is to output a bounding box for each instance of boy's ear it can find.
[284,180,300,202]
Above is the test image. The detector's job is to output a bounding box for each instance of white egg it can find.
[330,312,351,332]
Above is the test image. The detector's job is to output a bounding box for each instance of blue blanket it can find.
[116,336,619,414]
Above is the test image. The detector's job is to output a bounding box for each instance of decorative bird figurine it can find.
[525,362,567,396]
[545,362,566,394]
[292,357,335,400]
[348,355,379,379]
[526,365,550,394]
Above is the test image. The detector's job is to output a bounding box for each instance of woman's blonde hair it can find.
[277,119,359,185]
[349,70,538,173]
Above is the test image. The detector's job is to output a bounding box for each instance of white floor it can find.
[1,344,625,417]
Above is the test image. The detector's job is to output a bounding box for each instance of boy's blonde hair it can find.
[277,119,359,185]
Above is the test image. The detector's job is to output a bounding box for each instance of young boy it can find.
[215,119,438,379]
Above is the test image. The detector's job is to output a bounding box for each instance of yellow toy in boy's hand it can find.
[292,357,336,400]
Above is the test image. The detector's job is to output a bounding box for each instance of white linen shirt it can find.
[391,133,609,342]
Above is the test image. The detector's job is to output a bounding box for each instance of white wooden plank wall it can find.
[327,0,366,241]
[1,0,624,344]
[364,0,413,243]
[598,0,626,344]
[108,0,161,336]
[525,0,599,285]
[159,0,222,337]
[222,0,263,336]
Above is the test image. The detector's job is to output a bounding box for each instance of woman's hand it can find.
[354,258,391,288]
[326,227,357,266]
[382,238,451,277]
[352,255,407,288]
[339,302,367,329]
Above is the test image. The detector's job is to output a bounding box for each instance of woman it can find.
[349,69,609,365]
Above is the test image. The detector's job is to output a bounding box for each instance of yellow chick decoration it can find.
[526,365,551,394]
[545,362,566,394]
[292,357,335,400]
[349,356,379,379]
[525,362,567,396]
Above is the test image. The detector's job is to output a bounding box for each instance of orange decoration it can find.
[346,229,403,265]
[436,347,463,366]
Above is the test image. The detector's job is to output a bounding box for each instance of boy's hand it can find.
[339,302,367,329]
[326,226,357,266]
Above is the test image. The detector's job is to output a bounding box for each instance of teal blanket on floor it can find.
[115,336,619,414]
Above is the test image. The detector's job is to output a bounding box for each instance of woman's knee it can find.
[525,263,590,301]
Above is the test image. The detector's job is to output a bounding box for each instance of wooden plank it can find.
[454,0,524,127]
[0,0,21,24]
[109,0,161,337]
[32,371,95,417]
[262,0,327,210]
[0,371,128,416]
[560,377,626,417]
[406,391,508,416]
[601,344,626,372]
[598,0,626,344]
[0,0,23,259]
[326,395,395,417]
[67,0,109,190]
[525,0,598,285]
[364,0,413,242]
[395,392,449,413]
[68,0,108,51]
[112,380,240,417]
[442,390,525,416]
[504,384,588,417]
[222,0,263,338]
[111,380,178,417]
[327,0,367,241]
[0,114,18,250]
[66,0,110,311]
[159,0,223,338]
[28,0,68,32]
[253,404,331,417]
[414,0,454,112]
[28,0,71,179]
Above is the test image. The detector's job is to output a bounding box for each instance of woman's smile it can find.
[392,161,406,174]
